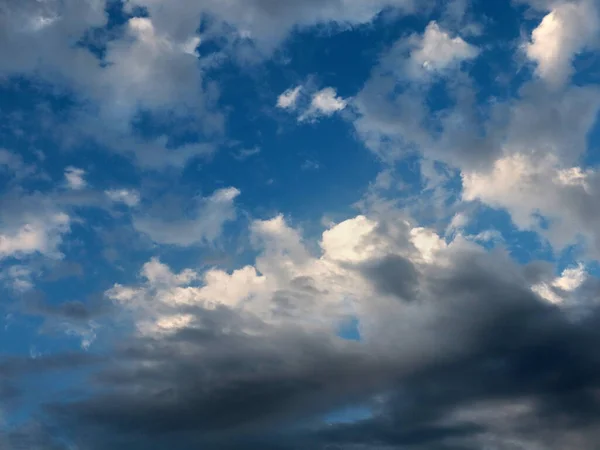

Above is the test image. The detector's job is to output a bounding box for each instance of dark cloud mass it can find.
[8,241,597,450]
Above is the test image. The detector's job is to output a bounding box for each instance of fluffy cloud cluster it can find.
[278,85,349,121]
[526,0,599,87]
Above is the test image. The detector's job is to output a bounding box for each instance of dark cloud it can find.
[362,254,419,301]
[0,352,103,378]
[14,244,596,450]
[21,292,111,323]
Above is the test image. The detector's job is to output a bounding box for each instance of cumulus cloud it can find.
[64,167,87,190]
[298,87,349,121]
[526,0,599,87]
[351,22,485,167]
[277,86,303,109]
[409,21,479,76]
[0,212,70,260]
[96,16,208,125]
[462,151,600,255]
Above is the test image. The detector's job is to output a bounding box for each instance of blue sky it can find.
[1,0,600,448]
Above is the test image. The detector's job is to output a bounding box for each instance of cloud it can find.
[0,0,107,77]
[0,212,70,260]
[123,0,417,55]
[105,189,140,207]
[300,160,320,171]
[526,0,599,87]
[462,151,600,255]
[276,86,303,109]
[0,265,35,292]
[133,187,240,247]
[532,263,587,304]
[233,147,261,161]
[64,167,87,190]
[96,16,208,125]
[278,85,349,122]
[409,21,479,76]
[0,150,38,180]
[299,87,348,121]
[351,22,485,167]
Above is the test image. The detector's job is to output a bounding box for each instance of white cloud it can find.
[277,86,303,109]
[109,212,410,336]
[532,263,587,304]
[0,212,70,260]
[105,189,140,207]
[133,187,240,246]
[410,21,479,75]
[64,167,87,190]
[299,87,348,121]
[526,1,599,87]
[461,151,600,254]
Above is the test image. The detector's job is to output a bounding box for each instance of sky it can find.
[1,0,600,448]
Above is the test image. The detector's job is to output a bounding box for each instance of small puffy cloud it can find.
[105,189,140,207]
[532,263,587,304]
[0,213,70,260]
[410,21,479,75]
[133,187,240,247]
[64,167,87,190]
[526,1,599,87]
[276,86,302,109]
[299,87,348,121]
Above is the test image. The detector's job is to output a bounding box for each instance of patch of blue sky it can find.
[323,404,373,425]
[337,316,361,342]
[461,206,554,264]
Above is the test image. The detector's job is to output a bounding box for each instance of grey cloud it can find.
[362,254,419,301]
[24,296,109,322]
[132,187,240,247]
[22,237,600,450]
[353,27,600,172]
[0,352,102,378]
